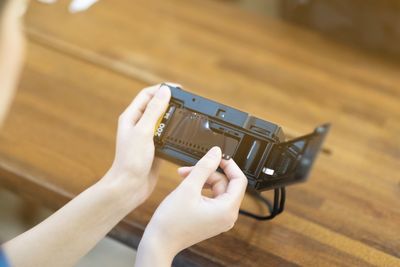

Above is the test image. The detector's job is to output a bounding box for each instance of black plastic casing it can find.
[155,85,330,191]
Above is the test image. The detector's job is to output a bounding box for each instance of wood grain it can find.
[0,0,398,266]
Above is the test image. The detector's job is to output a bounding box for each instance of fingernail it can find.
[207,146,222,157]
[165,82,182,88]
[155,85,170,99]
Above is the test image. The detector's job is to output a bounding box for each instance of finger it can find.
[119,85,160,127]
[207,171,229,197]
[182,147,222,191]
[178,167,228,196]
[164,82,182,88]
[177,166,193,178]
[218,159,248,206]
[136,84,171,134]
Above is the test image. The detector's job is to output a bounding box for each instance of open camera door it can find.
[257,124,331,191]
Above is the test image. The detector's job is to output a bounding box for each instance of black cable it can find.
[277,187,286,214]
[239,187,286,221]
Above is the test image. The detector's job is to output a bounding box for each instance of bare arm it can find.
[2,84,171,267]
[4,176,140,267]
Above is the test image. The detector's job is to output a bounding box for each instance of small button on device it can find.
[217,109,226,118]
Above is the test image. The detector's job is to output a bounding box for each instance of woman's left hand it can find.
[102,83,172,208]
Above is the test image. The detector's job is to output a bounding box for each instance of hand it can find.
[136,147,248,266]
[102,83,171,207]
[2,84,173,267]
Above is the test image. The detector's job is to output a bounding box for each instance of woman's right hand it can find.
[135,147,248,267]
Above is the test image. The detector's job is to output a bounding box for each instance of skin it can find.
[136,148,248,267]
[0,1,248,266]
[0,0,26,126]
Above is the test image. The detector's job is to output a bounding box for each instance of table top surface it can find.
[0,0,399,266]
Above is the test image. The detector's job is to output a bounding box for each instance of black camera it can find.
[154,84,330,192]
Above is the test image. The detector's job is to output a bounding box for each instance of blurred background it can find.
[1,0,399,266]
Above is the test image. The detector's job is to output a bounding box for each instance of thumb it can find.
[136,84,171,133]
[182,147,222,191]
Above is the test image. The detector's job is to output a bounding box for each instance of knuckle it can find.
[218,203,239,224]
[231,211,239,223]
[219,211,236,230]
[228,213,238,230]
[223,222,235,232]
[228,210,238,223]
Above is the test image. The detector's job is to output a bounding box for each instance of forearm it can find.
[3,173,141,267]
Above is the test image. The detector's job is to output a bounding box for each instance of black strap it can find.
[239,187,286,221]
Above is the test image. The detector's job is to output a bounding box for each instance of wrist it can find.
[98,171,145,211]
[136,230,176,267]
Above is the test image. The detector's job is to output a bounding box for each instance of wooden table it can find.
[281,0,400,59]
[0,0,399,266]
